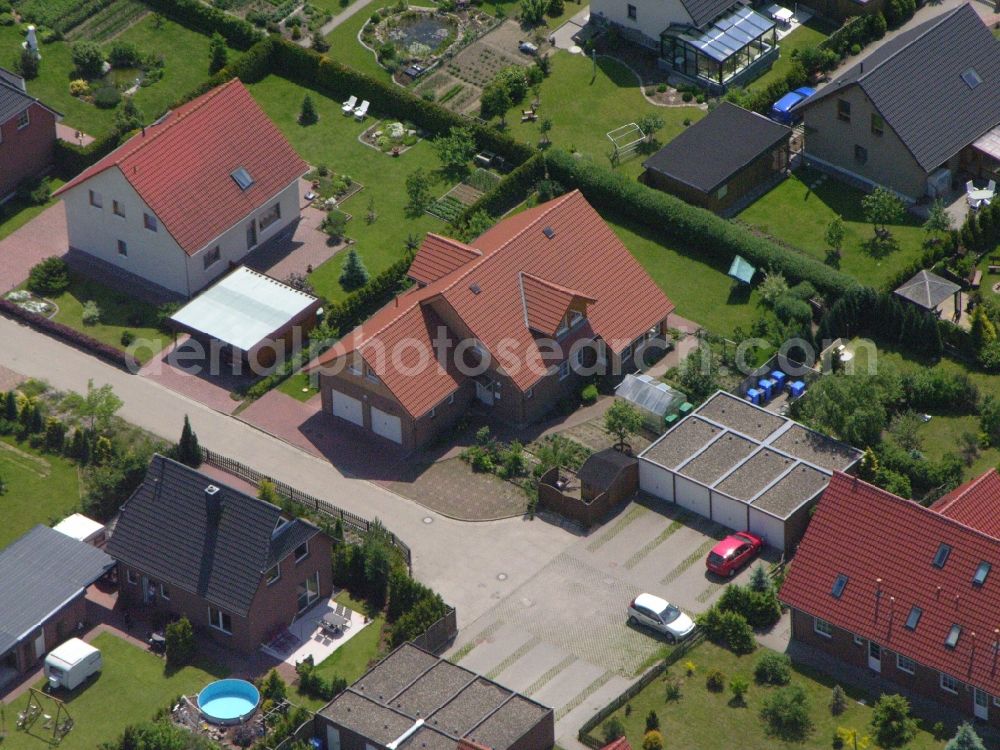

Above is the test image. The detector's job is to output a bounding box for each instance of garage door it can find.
[711,492,749,532]
[331,390,363,426]
[371,406,402,444]
[674,476,710,517]
[639,461,674,502]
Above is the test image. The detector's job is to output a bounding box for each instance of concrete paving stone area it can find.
[447,498,758,744]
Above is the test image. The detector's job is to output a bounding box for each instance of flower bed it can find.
[359,119,421,155]
[5,289,56,318]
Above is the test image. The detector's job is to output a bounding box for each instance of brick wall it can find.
[0,102,57,200]
[11,593,88,673]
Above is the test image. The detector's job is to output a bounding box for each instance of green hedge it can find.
[53,127,124,179]
[544,150,858,297]
[451,153,545,230]
[143,0,264,49]
[271,39,534,167]
[820,13,887,57]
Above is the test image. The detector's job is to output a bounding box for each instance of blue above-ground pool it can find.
[197,679,261,725]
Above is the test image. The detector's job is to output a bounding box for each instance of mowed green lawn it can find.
[750,18,832,92]
[738,167,927,289]
[0,17,241,137]
[0,435,81,548]
[1,632,226,750]
[248,75,445,303]
[609,216,758,336]
[0,179,64,244]
[507,53,705,180]
[602,642,944,750]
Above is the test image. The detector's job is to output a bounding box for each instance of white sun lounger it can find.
[342,95,357,115]
[354,100,370,121]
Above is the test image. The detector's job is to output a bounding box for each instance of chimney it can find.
[205,484,221,522]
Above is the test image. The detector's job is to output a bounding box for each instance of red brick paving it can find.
[0,201,68,293]
[138,335,245,415]
[56,123,94,147]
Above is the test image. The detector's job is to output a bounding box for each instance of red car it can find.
[706,531,763,577]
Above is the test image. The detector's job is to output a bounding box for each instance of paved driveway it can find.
[0,202,67,294]
[446,497,769,746]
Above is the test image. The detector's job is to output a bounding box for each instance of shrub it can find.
[165,617,195,666]
[71,41,105,78]
[259,669,287,701]
[760,685,811,740]
[94,86,121,109]
[721,610,755,654]
[0,12,13,25]
[602,717,625,744]
[107,41,142,68]
[581,383,598,404]
[664,676,682,701]
[729,675,749,704]
[69,78,91,97]
[27,257,70,296]
[706,669,725,692]
[644,709,659,732]
[120,330,135,347]
[869,694,917,748]
[683,660,696,676]
[829,684,847,715]
[16,175,51,206]
[641,730,663,750]
[82,300,101,326]
[754,653,791,685]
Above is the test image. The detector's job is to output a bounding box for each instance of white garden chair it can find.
[354,100,370,121]
[341,95,357,115]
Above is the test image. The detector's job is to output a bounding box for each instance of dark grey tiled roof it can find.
[577,448,636,491]
[798,4,1000,172]
[323,644,554,750]
[0,525,114,656]
[106,454,319,616]
[643,102,790,193]
[0,65,60,125]
[893,269,961,311]
[680,0,740,29]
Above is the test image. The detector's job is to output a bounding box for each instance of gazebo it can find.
[893,269,961,319]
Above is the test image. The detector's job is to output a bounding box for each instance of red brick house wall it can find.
[10,594,88,673]
[117,533,332,654]
[790,608,1000,728]
[0,101,57,200]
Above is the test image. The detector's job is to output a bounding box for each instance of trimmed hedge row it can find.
[53,127,124,180]
[143,0,264,49]
[271,39,535,167]
[0,298,132,370]
[820,13,887,57]
[544,150,859,297]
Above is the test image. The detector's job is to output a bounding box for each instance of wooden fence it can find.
[411,607,459,654]
[201,448,411,568]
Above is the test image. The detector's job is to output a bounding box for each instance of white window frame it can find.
[297,571,320,612]
[160,583,170,600]
[525,387,534,399]
[569,310,584,328]
[896,654,915,674]
[814,617,833,638]
[993,695,1000,708]
[575,349,584,366]
[89,190,103,209]
[117,239,128,257]
[348,364,361,376]
[447,393,455,405]
[558,360,570,381]
[294,541,309,563]
[266,563,281,586]
[143,213,158,232]
[126,569,137,585]
[16,109,29,130]
[112,200,125,218]
[940,673,958,694]
[853,634,864,646]
[259,202,282,230]
[203,245,221,270]
[626,3,637,19]
[621,344,632,361]
[208,606,232,634]
[429,407,436,419]
[716,184,728,200]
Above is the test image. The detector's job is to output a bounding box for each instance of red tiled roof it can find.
[55,79,307,255]
[408,234,481,285]
[931,469,1000,538]
[780,472,1000,695]
[520,272,596,336]
[599,738,631,750]
[311,191,674,417]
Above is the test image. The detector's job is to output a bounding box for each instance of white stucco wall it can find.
[62,168,189,295]
[61,172,301,296]
[711,492,750,532]
[748,508,784,551]
[591,0,692,47]
[675,475,710,517]
[639,459,675,502]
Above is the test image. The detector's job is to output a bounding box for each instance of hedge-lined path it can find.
[315,0,380,38]
[0,202,68,295]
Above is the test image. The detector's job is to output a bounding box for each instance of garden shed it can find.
[641,102,790,214]
[637,391,861,552]
[614,374,685,430]
[169,266,322,369]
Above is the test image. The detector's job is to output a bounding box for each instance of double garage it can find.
[331,390,403,444]
[637,392,861,553]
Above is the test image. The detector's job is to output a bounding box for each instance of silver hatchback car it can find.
[627,593,696,642]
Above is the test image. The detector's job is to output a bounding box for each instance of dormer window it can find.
[974,561,991,587]
[945,624,961,649]
[266,564,280,585]
[272,516,290,537]
[932,543,951,568]
[569,310,584,327]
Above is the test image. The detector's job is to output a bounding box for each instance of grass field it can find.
[0,17,241,137]
[248,75,445,303]
[0,179,64,243]
[750,19,832,92]
[47,273,165,364]
[0,435,81,548]
[600,641,944,750]
[0,632,226,750]
[609,215,758,336]
[738,167,927,289]
[276,370,320,401]
[506,53,705,180]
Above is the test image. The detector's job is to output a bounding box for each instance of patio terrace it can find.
[261,594,371,667]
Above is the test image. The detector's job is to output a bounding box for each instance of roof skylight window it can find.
[974,561,991,587]
[905,606,922,630]
[961,68,982,90]
[945,624,961,649]
[231,167,254,190]
[932,543,951,568]
[831,574,848,598]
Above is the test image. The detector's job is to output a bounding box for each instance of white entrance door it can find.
[868,641,882,672]
[975,688,989,721]
[33,631,45,660]
[371,407,402,444]
[331,391,363,426]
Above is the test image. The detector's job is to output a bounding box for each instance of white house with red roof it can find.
[54,79,307,298]
[308,190,675,451]
[781,469,1000,727]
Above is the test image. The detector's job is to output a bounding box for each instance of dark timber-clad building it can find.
[316,644,554,750]
[642,102,791,214]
